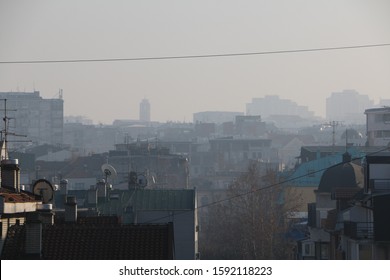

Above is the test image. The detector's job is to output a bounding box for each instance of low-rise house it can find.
[298,151,390,259]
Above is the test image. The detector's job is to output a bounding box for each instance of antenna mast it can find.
[1,99,11,159]
[0,99,29,158]
[323,120,341,154]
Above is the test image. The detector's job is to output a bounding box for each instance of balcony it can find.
[344,221,374,240]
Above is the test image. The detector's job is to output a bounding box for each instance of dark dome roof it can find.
[318,161,363,193]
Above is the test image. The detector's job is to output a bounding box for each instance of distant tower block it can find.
[139,98,151,122]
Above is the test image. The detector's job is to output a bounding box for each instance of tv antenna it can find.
[322,120,342,154]
[0,99,30,157]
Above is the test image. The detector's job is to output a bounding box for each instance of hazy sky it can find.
[1,0,389,124]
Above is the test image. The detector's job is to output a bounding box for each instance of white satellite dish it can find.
[33,179,54,204]
[101,163,117,181]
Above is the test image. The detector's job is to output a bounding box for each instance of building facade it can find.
[365,107,390,147]
[326,90,374,124]
[0,91,63,147]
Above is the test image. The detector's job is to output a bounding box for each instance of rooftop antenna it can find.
[323,120,341,154]
[0,99,30,158]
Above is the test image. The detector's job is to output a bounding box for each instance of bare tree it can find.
[201,162,302,259]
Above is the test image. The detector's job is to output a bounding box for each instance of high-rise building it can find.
[326,90,374,124]
[139,98,151,122]
[0,91,63,147]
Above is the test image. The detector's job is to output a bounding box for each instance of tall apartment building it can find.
[326,90,374,124]
[0,91,63,147]
[139,98,151,122]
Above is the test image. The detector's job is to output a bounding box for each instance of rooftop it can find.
[1,218,174,260]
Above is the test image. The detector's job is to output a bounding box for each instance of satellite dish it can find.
[33,179,54,204]
[137,174,147,188]
[101,164,117,181]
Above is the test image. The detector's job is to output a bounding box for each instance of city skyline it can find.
[1,1,389,124]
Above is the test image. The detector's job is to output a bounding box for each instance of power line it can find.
[142,145,390,224]
[1,43,389,65]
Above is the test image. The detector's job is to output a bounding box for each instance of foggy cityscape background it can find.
[1,0,390,262]
[1,0,390,124]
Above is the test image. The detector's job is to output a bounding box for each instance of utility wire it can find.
[1,43,389,64]
[142,145,390,224]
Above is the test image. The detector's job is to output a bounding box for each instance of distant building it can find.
[379,99,390,107]
[246,95,315,119]
[139,98,151,122]
[326,90,374,124]
[63,123,120,155]
[0,91,63,147]
[235,115,266,137]
[193,111,244,124]
[109,141,189,189]
[64,115,93,125]
[209,137,277,173]
[365,107,390,146]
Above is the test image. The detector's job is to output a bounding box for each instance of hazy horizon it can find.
[1,0,389,124]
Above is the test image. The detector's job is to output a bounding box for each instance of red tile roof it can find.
[0,187,41,203]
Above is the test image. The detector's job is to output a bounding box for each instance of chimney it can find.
[1,159,20,192]
[87,185,97,208]
[65,196,77,223]
[37,204,54,225]
[60,179,68,195]
[25,212,42,259]
[97,179,107,203]
[60,179,68,196]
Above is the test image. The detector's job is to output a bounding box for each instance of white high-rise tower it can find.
[139,98,151,122]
